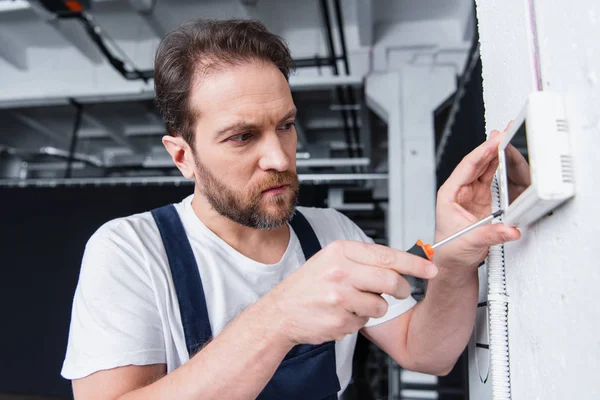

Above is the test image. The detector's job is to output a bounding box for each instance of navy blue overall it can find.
[151,205,341,400]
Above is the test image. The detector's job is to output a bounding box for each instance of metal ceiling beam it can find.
[0,32,27,70]
[41,146,103,167]
[79,123,164,138]
[28,1,103,64]
[2,146,102,167]
[297,158,370,167]
[125,124,165,136]
[305,117,362,131]
[48,19,104,64]
[0,76,365,108]
[23,157,372,172]
[81,112,142,153]
[12,111,69,146]
[141,155,369,169]
[0,173,388,187]
[76,127,108,139]
[289,75,363,91]
[128,0,167,39]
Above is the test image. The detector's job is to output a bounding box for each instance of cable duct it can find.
[431,10,512,396]
[486,0,543,397]
[487,176,511,400]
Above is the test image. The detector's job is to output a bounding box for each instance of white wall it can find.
[472,0,600,398]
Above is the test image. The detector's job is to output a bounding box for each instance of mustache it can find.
[252,171,298,196]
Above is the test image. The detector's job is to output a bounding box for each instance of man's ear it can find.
[162,135,196,179]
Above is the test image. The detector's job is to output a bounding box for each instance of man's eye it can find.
[230,133,253,142]
[281,122,295,131]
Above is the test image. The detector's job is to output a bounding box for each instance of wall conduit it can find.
[487,176,511,400]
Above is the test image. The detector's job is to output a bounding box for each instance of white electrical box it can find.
[497,91,575,227]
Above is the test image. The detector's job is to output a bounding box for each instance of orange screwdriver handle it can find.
[407,240,435,261]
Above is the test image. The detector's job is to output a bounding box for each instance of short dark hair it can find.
[154,19,294,146]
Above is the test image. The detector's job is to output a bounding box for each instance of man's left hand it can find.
[433,128,521,272]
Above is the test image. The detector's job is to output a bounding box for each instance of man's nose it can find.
[257,133,290,172]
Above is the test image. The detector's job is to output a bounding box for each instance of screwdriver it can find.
[406,210,504,261]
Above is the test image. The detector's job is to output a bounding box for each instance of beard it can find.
[194,157,299,230]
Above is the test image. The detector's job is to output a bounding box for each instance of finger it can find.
[491,121,513,138]
[346,314,371,337]
[463,125,513,186]
[328,311,369,341]
[505,143,528,167]
[480,155,500,184]
[443,134,503,193]
[481,129,508,182]
[339,241,438,279]
[350,264,412,299]
[343,289,390,319]
[507,183,528,202]
[505,144,531,185]
[468,223,521,248]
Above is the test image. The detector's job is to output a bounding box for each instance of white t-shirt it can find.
[61,194,416,395]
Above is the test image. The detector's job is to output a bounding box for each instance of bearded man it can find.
[61,19,520,400]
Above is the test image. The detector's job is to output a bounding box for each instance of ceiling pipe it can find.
[0,145,103,168]
[65,99,84,178]
[319,0,356,160]
[45,4,354,83]
[332,0,362,159]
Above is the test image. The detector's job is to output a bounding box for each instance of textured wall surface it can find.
[469,1,534,397]
[473,0,600,399]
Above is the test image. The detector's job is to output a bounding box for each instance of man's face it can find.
[188,60,299,229]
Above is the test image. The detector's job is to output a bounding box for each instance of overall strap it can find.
[151,204,212,356]
[261,211,341,399]
[281,210,329,361]
[153,206,340,398]
[289,210,321,261]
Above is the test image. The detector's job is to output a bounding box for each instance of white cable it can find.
[487,175,512,399]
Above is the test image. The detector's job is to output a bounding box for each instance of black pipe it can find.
[65,100,84,179]
[60,9,348,82]
[57,8,355,84]
[319,0,339,75]
[319,0,355,159]
[333,0,363,158]
[332,0,350,75]
[78,14,153,81]
[59,12,153,82]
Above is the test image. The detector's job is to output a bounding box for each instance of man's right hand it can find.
[265,240,438,345]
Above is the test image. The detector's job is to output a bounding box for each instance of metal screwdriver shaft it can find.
[406,210,504,261]
[432,209,504,250]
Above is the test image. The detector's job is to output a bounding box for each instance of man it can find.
[61,19,520,399]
